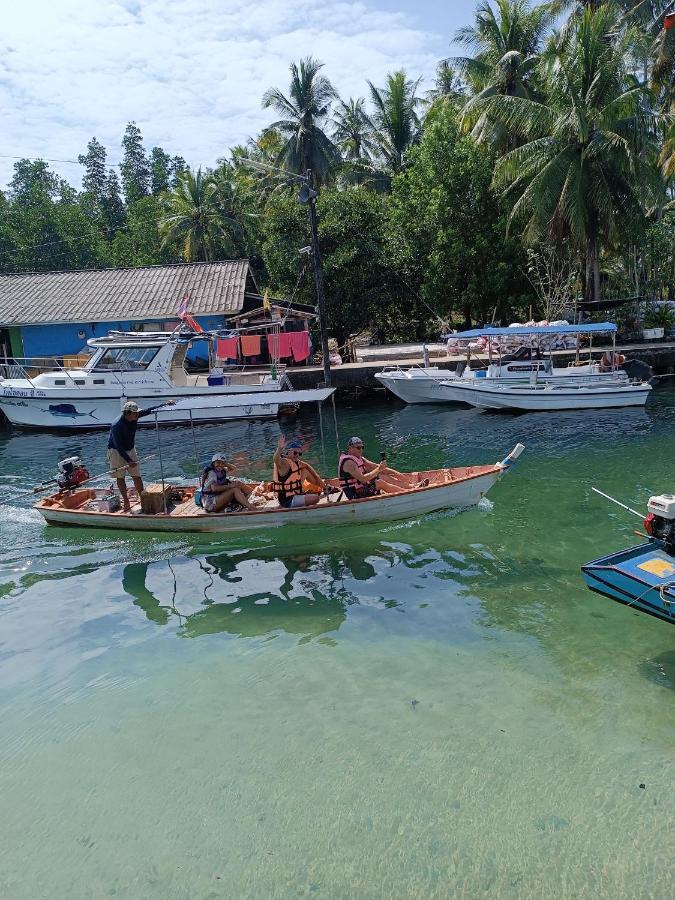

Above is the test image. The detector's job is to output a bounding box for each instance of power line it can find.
[0,154,82,165]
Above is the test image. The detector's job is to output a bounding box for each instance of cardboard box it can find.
[140,485,172,514]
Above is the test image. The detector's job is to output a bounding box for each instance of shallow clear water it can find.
[0,394,673,899]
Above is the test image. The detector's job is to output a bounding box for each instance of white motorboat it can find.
[436,377,651,411]
[0,330,300,430]
[35,444,525,533]
[375,323,639,408]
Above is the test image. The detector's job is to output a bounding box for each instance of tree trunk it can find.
[584,228,600,304]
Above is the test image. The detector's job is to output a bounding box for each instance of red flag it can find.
[182,312,204,333]
[665,13,675,29]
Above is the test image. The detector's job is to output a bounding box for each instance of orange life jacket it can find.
[338,452,379,497]
[272,458,303,505]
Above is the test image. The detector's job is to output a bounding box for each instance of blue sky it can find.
[0,0,482,189]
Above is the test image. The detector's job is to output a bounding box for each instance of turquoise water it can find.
[0,395,673,899]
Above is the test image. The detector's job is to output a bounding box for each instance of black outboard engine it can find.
[56,456,90,492]
[644,494,675,554]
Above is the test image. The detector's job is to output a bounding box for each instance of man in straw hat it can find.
[107,399,176,511]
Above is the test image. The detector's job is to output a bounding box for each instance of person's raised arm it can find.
[273,435,287,474]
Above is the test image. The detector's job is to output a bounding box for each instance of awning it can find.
[169,387,334,411]
[445,322,617,340]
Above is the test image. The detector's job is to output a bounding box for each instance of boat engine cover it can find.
[647,494,675,520]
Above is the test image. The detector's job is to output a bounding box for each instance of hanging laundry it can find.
[290,331,310,362]
[216,337,239,360]
[241,334,262,357]
[268,333,294,358]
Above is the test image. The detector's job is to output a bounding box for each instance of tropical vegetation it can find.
[1,1,674,344]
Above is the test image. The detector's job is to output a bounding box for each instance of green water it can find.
[0,396,673,899]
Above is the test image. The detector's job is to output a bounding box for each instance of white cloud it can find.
[0,0,444,189]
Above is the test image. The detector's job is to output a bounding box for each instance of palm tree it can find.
[454,0,555,145]
[332,98,377,160]
[367,70,422,174]
[262,57,341,184]
[159,169,241,262]
[475,5,666,301]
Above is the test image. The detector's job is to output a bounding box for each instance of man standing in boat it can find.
[107,400,176,511]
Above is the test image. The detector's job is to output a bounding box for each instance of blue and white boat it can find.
[582,543,675,624]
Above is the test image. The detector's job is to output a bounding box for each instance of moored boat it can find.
[582,544,675,624]
[375,323,634,406]
[0,329,296,430]
[35,444,525,534]
[582,492,675,624]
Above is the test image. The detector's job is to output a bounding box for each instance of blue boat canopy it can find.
[445,322,617,340]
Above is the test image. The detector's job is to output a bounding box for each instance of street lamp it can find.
[239,159,332,387]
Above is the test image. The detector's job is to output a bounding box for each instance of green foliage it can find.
[261,188,395,343]
[262,57,341,184]
[110,195,175,267]
[150,147,172,195]
[120,122,150,204]
[387,105,532,331]
[367,71,422,175]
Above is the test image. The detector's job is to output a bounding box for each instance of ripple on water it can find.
[0,400,674,897]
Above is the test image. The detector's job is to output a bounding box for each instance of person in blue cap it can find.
[272,435,326,508]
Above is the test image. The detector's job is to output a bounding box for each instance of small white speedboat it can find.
[35,445,525,534]
[438,377,651,411]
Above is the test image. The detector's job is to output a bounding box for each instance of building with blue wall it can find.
[0,260,261,362]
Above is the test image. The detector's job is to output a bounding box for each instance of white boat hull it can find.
[438,380,651,411]
[0,389,279,428]
[37,469,503,533]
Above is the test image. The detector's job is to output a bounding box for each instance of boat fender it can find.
[194,489,203,508]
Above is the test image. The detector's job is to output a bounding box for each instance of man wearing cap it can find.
[272,435,326,508]
[338,436,409,498]
[107,400,176,511]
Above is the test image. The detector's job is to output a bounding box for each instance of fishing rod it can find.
[30,454,158,494]
[591,487,644,520]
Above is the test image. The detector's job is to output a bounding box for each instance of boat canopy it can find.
[445,322,617,340]
[170,387,335,410]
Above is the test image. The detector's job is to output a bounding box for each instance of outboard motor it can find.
[56,456,90,492]
[644,493,675,554]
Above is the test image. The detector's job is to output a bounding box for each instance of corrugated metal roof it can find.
[0,260,257,326]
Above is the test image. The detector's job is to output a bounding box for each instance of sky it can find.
[0,0,480,190]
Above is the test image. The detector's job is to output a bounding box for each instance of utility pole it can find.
[303,170,332,387]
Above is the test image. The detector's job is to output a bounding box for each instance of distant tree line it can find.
[1,0,674,342]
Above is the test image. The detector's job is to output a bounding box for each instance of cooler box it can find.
[207,374,224,386]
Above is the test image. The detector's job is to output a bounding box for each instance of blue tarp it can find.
[444,322,617,340]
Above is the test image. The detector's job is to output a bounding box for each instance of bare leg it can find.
[116,477,131,511]
[131,475,144,496]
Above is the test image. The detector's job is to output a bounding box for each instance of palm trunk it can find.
[584,227,600,304]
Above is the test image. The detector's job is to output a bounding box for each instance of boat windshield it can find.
[92,347,159,370]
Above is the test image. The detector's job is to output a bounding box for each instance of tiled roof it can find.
[0,260,257,326]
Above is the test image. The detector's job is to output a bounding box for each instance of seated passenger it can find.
[273,436,326,508]
[201,453,255,513]
[338,437,412,499]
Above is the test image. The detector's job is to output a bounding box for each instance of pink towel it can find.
[290,331,310,362]
[216,337,239,360]
[241,334,261,357]
[268,333,294,358]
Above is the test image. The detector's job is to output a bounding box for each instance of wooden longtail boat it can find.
[35,444,524,534]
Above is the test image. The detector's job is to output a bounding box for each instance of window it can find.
[93,347,159,371]
[93,379,105,385]
[54,379,66,385]
[74,379,85,385]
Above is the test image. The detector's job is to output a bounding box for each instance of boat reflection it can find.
[120,546,387,641]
